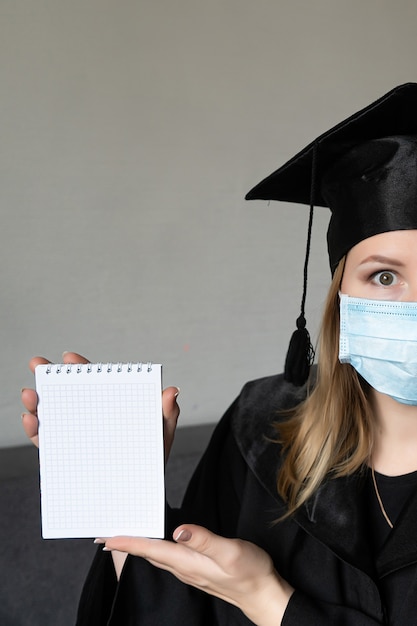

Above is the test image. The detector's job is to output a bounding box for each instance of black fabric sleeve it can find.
[283,591,384,626]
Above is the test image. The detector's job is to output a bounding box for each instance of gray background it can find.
[3,0,417,446]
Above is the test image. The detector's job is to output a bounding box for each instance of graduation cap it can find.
[245,83,417,385]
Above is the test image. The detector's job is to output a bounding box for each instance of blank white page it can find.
[35,362,164,539]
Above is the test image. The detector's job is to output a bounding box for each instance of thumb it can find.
[162,386,180,422]
[162,386,180,460]
[173,525,220,558]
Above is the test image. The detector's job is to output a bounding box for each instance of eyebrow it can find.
[358,255,405,267]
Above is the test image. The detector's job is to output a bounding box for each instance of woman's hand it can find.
[21,352,180,459]
[99,525,294,626]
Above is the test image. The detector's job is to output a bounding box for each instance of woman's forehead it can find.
[346,230,417,263]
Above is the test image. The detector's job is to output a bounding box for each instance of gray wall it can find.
[3,0,417,446]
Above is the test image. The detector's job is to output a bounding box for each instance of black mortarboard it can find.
[245,83,417,385]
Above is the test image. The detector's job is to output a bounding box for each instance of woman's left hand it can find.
[99,525,294,626]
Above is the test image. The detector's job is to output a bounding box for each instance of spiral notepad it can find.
[35,362,164,539]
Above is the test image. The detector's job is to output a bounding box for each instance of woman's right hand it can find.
[21,352,181,459]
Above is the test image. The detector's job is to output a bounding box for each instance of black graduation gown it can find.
[76,374,417,625]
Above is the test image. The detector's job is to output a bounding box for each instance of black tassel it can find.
[284,314,315,386]
[283,143,317,386]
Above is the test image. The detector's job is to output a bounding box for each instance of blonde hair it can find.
[276,257,375,515]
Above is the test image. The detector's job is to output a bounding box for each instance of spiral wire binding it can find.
[45,362,154,374]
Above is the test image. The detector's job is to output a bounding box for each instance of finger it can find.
[100,535,212,590]
[21,388,38,415]
[62,352,90,364]
[22,413,39,447]
[102,536,181,562]
[28,356,51,374]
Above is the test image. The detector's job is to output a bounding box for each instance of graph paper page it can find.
[36,363,164,539]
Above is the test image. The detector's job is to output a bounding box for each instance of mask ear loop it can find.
[284,142,317,386]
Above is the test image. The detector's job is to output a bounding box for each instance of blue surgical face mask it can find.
[339,293,417,405]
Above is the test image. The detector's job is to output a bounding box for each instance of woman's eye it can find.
[372,271,397,286]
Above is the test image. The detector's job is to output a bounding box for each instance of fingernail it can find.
[94,538,105,544]
[21,388,27,394]
[174,529,192,542]
[102,547,112,552]
[174,387,181,398]
[62,351,69,359]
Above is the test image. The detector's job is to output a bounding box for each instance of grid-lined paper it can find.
[35,363,164,539]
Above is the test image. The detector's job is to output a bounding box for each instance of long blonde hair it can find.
[276,257,375,515]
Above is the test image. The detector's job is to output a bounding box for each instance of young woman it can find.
[22,83,417,625]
